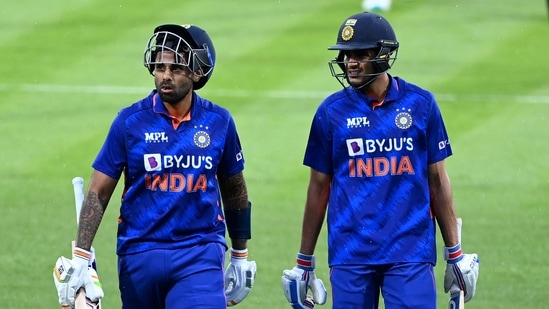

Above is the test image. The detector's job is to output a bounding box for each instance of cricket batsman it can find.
[53,23,256,309]
[282,12,479,308]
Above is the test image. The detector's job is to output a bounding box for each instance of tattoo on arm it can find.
[218,172,248,211]
[76,191,108,250]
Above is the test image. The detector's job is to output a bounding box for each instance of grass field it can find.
[1,0,548,308]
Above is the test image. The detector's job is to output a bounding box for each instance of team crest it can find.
[395,108,413,129]
[193,130,211,148]
[341,25,354,41]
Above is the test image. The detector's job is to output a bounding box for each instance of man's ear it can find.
[192,69,203,82]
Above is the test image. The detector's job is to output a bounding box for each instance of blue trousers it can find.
[118,242,226,309]
[330,263,437,309]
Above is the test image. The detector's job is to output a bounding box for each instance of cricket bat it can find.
[72,177,101,309]
[448,217,465,309]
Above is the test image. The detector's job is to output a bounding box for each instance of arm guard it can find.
[225,201,252,239]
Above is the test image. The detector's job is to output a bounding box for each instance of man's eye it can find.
[171,65,185,72]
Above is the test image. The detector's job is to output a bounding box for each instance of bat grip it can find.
[449,218,463,293]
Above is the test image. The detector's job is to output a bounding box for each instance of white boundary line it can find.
[1,83,549,104]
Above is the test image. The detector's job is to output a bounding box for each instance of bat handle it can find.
[448,218,465,308]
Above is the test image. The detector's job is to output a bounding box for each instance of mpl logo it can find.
[145,132,168,143]
[144,154,162,171]
[346,116,370,128]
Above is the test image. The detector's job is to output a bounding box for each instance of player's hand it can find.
[282,253,327,309]
[224,248,257,306]
[443,243,480,302]
[84,267,104,303]
[53,247,104,308]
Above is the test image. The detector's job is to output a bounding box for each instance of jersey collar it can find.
[152,91,193,129]
[354,74,400,109]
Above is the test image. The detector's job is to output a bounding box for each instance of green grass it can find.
[1,0,548,308]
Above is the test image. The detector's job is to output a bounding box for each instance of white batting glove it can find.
[224,248,257,306]
[85,267,104,303]
[443,243,480,302]
[53,247,104,308]
[282,253,327,309]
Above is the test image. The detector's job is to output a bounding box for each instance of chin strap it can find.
[350,73,382,90]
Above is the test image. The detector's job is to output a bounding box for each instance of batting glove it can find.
[53,247,104,308]
[443,243,480,302]
[224,248,257,306]
[282,253,327,309]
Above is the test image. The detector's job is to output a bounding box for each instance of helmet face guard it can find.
[328,41,398,83]
[144,24,215,90]
[327,12,399,87]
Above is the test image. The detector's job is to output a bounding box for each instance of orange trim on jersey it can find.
[171,112,191,130]
[372,100,384,110]
[153,93,192,129]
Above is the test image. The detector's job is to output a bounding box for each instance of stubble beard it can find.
[157,82,192,105]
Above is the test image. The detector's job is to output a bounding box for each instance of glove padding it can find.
[53,247,104,308]
[224,248,257,306]
[443,244,480,303]
[282,253,327,309]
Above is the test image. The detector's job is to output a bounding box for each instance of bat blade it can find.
[72,177,85,225]
[72,177,100,309]
[448,217,464,308]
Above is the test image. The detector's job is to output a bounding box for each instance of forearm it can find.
[429,163,459,247]
[432,188,459,247]
[76,191,107,250]
[299,170,330,255]
[219,172,250,250]
[299,203,326,255]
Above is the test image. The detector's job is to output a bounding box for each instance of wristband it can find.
[229,248,248,266]
[296,253,315,271]
[73,247,92,267]
[444,243,463,264]
[230,248,248,259]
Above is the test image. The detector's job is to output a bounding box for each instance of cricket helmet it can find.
[144,24,216,90]
[328,12,399,78]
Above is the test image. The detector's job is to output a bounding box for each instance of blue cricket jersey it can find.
[304,76,452,266]
[93,90,245,256]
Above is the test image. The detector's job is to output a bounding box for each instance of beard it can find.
[156,80,193,105]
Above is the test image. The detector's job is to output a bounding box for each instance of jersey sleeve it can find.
[92,112,127,179]
[427,99,453,164]
[303,104,333,175]
[216,115,245,179]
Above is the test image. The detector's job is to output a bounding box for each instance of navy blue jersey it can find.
[93,91,245,255]
[304,76,452,266]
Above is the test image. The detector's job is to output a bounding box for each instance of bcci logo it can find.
[341,25,354,41]
[193,131,211,148]
[394,108,413,130]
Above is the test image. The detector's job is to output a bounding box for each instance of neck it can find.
[164,92,193,120]
[361,73,390,101]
